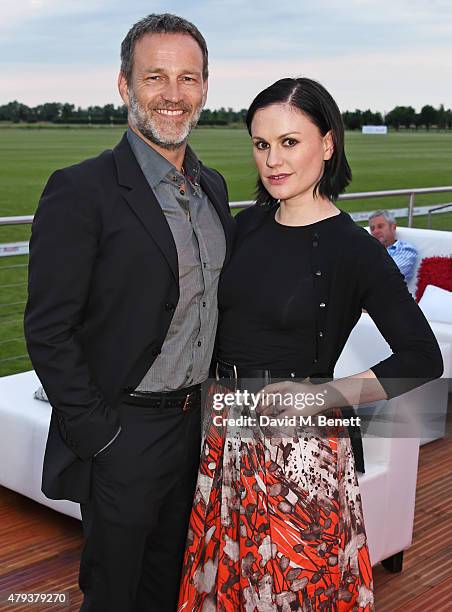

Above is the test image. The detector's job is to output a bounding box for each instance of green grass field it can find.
[0,127,451,375]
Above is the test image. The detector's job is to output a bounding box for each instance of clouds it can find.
[1,0,451,112]
[0,63,121,107]
[208,45,452,112]
[199,0,452,59]
[1,0,104,35]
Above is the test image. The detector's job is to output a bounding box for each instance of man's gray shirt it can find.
[127,128,226,391]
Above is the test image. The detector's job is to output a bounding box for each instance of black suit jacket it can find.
[24,133,235,503]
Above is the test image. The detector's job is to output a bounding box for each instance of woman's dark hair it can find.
[245,77,352,205]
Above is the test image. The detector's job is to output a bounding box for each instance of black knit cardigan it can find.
[232,204,444,470]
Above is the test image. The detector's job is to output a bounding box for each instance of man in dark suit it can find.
[24,13,234,612]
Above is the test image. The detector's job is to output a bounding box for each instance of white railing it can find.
[2,186,452,229]
[228,186,452,228]
[428,203,452,229]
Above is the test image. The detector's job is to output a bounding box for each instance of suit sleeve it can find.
[215,169,232,215]
[359,237,443,399]
[24,169,120,460]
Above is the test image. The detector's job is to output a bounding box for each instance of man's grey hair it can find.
[120,13,209,84]
[368,209,396,225]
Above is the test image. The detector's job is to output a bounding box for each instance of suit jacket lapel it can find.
[113,133,236,278]
[199,167,235,265]
[113,134,178,283]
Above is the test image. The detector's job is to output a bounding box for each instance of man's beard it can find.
[128,90,203,150]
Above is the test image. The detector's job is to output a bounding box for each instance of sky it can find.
[1,0,451,114]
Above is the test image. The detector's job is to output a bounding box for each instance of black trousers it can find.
[79,397,201,612]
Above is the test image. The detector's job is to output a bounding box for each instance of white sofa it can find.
[0,370,81,520]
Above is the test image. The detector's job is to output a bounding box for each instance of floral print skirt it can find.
[178,383,375,611]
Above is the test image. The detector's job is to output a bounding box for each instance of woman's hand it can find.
[257,371,387,420]
[256,379,335,419]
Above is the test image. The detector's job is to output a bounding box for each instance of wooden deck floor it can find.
[0,433,451,611]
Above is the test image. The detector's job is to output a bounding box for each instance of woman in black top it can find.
[179,78,443,611]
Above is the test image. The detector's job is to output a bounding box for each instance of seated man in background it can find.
[369,209,418,283]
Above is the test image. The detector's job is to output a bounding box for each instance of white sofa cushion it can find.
[418,284,452,324]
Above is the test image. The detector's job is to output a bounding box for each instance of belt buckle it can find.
[216,361,238,392]
[215,361,237,380]
[182,393,191,411]
[233,364,238,392]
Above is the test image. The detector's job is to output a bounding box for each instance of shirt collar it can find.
[127,127,200,189]
[182,145,201,186]
[387,239,399,251]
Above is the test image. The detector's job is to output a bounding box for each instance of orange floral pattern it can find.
[178,384,374,611]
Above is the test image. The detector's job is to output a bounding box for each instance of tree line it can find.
[1,100,451,130]
[0,101,245,126]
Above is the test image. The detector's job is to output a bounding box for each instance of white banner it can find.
[362,125,388,134]
[0,242,29,257]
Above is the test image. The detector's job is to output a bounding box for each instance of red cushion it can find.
[415,256,452,302]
